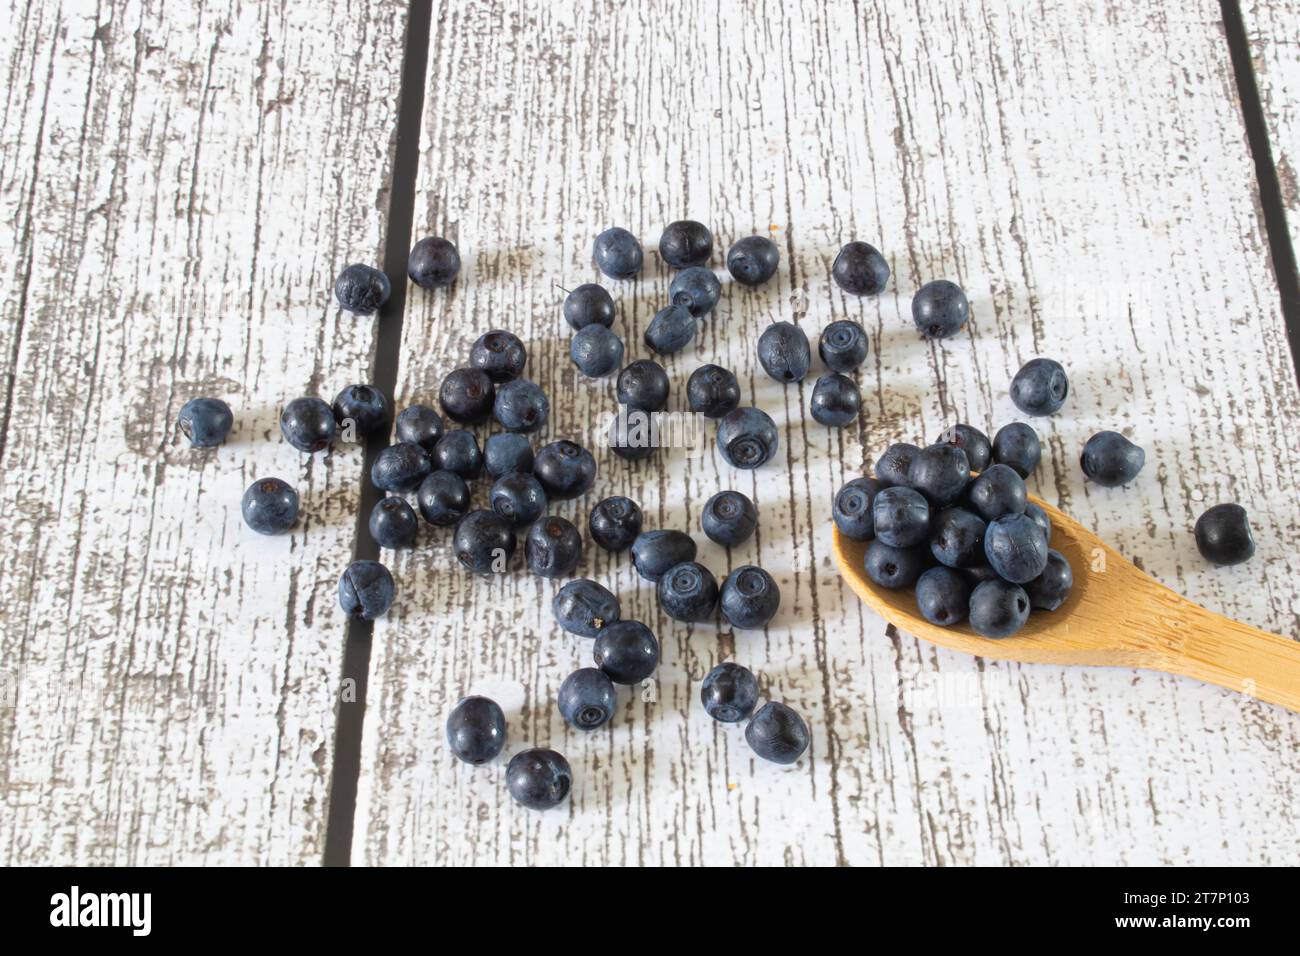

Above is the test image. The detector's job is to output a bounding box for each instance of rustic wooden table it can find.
[2,0,1298,866]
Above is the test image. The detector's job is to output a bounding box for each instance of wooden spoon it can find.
[833,493,1300,713]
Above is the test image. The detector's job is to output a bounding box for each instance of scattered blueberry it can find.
[593,227,643,280]
[177,397,233,447]
[1025,549,1073,610]
[607,409,657,462]
[907,443,970,506]
[334,263,390,315]
[395,404,444,452]
[407,237,460,289]
[1195,503,1256,566]
[506,748,572,810]
[241,477,299,535]
[453,510,516,574]
[432,429,483,480]
[915,566,971,626]
[992,422,1041,477]
[726,235,779,287]
[912,280,969,339]
[831,241,889,296]
[719,566,780,629]
[553,579,621,637]
[745,702,809,765]
[493,378,549,433]
[966,464,1027,522]
[525,515,583,578]
[371,441,433,492]
[929,506,987,568]
[1010,358,1069,416]
[563,283,617,330]
[968,579,1030,638]
[659,220,713,268]
[863,540,926,589]
[872,486,931,548]
[439,367,496,424]
[1080,431,1145,487]
[700,662,759,723]
[1024,502,1051,543]
[280,397,336,453]
[558,668,617,731]
[686,364,741,418]
[757,321,811,383]
[489,472,547,527]
[469,330,527,382]
[616,360,670,412]
[833,477,881,541]
[589,496,643,552]
[818,320,869,373]
[417,470,471,526]
[657,561,719,623]
[484,433,534,478]
[631,530,697,581]
[533,440,597,499]
[369,496,419,548]
[701,490,758,547]
[717,407,778,469]
[669,266,722,317]
[338,560,395,620]
[446,696,506,764]
[810,372,861,427]
[984,513,1049,583]
[593,620,659,684]
[875,442,921,487]
[332,384,391,439]
[937,424,991,472]
[644,304,697,354]
[570,324,624,377]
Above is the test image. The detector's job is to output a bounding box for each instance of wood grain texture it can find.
[1244,0,1300,251]
[353,0,1300,866]
[0,0,406,864]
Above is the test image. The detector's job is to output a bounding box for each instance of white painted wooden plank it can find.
[1244,0,1300,251]
[0,0,407,864]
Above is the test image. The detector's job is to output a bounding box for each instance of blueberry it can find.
[875,442,921,487]
[968,579,1030,638]
[644,304,697,354]
[593,227,643,280]
[558,668,617,731]
[616,360,670,412]
[915,566,971,626]
[726,235,779,287]
[719,565,780,629]
[833,477,881,541]
[493,378,549,433]
[533,440,597,500]
[490,472,547,527]
[369,496,419,548]
[506,748,572,810]
[280,397,336,453]
[872,485,931,548]
[937,423,991,472]
[407,236,460,289]
[657,561,719,623]
[686,364,741,418]
[439,367,495,424]
[395,404,445,452]
[717,407,778,469]
[334,263,390,315]
[446,696,506,765]
[700,662,759,723]
[929,507,987,568]
[332,384,391,439]
[469,330,527,383]
[1195,503,1256,566]
[745,702,809,765]
[907,443,970,506]
[818,320,869,373]
[912,279,969,339]
[589,496,643,552]
[607,409,658,462]
[831,241,889,296]
[484,433,534,478]
[631,530,697,581]
[338,560,395,620]
[563,283,616,330]
[659,220,713,268]
[570,324,624,377]
[863,540,926,589]
[453,509,517,574]
[1025,549,1073,610]
[701,490,758,547]
[984,513,1049,583]
[669,266,721,317]
[810,372,861,427]
[371,441,433,492]
[1010,358,1069,416]
[1080,431,1145,487]
[553,579,621,637]
[992,422,1041,477]
[417,470,470,526]
[1024,502,1051,543]
[966,464,1027,522]
[757,321,811,383]
[525,515,582,578]
[432,429,483,480]
[177,397,233,447]
[241,477,299,535]
[593,620,659,684]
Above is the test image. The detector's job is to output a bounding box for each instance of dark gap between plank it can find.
[322,0,433,868]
